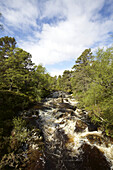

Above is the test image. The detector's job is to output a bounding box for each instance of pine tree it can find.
[71,49,93,100]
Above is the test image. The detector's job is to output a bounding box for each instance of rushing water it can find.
[36,91,113,170]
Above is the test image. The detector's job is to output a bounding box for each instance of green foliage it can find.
[10,117,28,150]
[54,48,113,137]
[0,46,34,93]
[100,97,113,123]
[0,119,12,161]
[0,116,44,170]
[56,70,72,93]
[0,90,33,120]
[49,75,57,91]
[71,47,113,137]
[31,64,52,99]
[56,75,62,90]
[0,117,28,169]
[71,49,93,103]
[0,36,53,103]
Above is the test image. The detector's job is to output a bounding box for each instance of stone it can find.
[75,120,87,133]
[58,103,76,110]
[86,134,104,145]
[78,143,111,170]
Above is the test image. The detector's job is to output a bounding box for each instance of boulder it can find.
[78,143,111,170]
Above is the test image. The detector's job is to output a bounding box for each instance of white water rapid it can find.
[37,91,113,170]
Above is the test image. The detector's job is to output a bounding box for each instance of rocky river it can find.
[28,91,113,170]
[22,91,113,169]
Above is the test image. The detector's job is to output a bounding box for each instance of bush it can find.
[0,90,33,120]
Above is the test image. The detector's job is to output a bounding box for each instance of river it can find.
[34,91,113,170]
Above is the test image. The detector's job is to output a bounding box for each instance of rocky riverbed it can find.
[31,91,113,170]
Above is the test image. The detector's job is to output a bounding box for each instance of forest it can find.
[0,36,113,169]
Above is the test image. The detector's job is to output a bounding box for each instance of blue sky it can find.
[0,0,113,76]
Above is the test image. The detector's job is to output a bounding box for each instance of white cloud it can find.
[0,0,39,30]
[1,0,113,75]
[48,68,65,77]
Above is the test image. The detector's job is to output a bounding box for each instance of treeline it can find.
[56,48,113,137]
